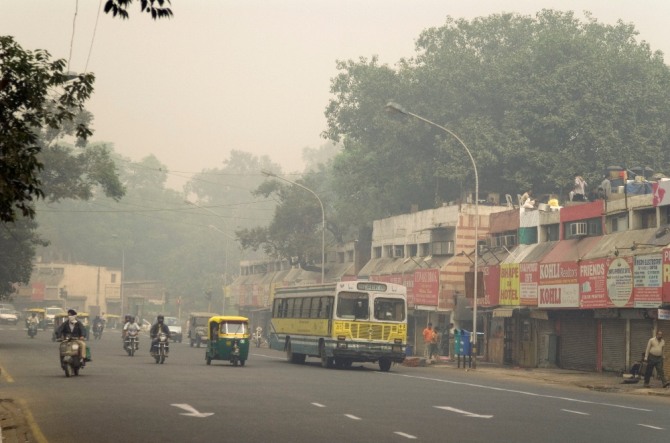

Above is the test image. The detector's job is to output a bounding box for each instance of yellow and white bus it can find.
[269,280,407,372]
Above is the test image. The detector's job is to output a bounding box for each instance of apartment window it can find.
[373,247,382,259]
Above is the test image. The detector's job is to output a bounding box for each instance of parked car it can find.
[0,308,19,325]
[164,316,182,343]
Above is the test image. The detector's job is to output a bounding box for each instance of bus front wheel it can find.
[286,341,305,364]
[378,358,392,372]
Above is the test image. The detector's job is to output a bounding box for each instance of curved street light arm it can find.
[386,102,479,369]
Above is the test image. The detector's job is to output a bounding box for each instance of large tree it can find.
[325,10,670,223]
[0,36,96,222]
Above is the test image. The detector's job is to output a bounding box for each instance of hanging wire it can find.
[84,0,104,73]
[66,0,79,73]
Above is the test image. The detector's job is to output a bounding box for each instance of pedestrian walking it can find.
[643,330,669,388]
[422,322,434,359]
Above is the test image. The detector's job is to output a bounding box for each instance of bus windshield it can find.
[336,292,369,320]
[374,298,405,321]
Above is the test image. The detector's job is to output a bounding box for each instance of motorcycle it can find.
[152,332,169,364]
[59,336,85,377]
[27,322,38,338]
[124,329,139,356]
[230,340,241,366]
[93,323,103,340]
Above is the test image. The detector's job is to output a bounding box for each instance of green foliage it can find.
[0,36,95,222]
[0,218,47,298]
[325,10,670,218]
[104,0,173,20]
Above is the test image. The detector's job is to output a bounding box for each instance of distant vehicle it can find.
[0,303,16,311]
[187,312,218,347]
[0,308,19,325]
[270,280,407,372]
[164,316,182,343]
[45,306,65,327]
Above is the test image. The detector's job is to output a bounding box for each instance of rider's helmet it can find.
[157,314,164,323]
[31,312,37,317]
[124,314,131,323]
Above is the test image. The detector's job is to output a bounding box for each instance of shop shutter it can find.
[601,319,626,373]
[630,319,653,364]
[559,313,597,371]
[656,320,670,382]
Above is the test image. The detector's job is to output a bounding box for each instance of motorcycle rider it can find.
[93,315,104,337]
[56,309,89,364]
[27,312,40,335]
[150,315,171,356]
[123,316,141,350]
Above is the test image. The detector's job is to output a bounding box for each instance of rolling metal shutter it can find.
[601,319,626,373]
[630,319,653,364]
[559,313,597,371]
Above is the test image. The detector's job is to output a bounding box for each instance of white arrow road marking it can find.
[394,431,417,439]
[435,406,493,418]
[561,409,589,415]
[638,424,664,430]
[345,414,362,420]
[171,403,214,418]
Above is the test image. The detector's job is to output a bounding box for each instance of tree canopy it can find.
[325,10,670,225]
[104,0,173,20]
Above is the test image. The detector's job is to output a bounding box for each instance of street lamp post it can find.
[112,235,126,316]
[261,170,326,283]
[184,200,238,314]
[386,101,480,369]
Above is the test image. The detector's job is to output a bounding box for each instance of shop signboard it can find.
[413,269,439,306]
[663,248,670,303]
[633,253,662,308]
[480,265,500,307]
[499,263,520,306]
[606,257,634,308]
[538,262,579,308]
[519,262,539,306]
[578,258,607,308]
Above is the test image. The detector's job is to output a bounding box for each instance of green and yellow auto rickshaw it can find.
[205,316,250,367]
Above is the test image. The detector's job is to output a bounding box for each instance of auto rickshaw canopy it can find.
[207,316,249,340]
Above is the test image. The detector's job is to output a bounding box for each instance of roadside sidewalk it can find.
[404,356,670,397]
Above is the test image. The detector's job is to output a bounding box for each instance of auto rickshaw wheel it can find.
[206,356,211,365]
[240,360,245,367]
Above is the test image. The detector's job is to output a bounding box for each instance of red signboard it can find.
[519,262,539,306]
[538,262,579,308]
[413,269,439,306]
[578,258,608,308]
[663,248,670,303]
[480,265,500,307]
[31,282,45,301]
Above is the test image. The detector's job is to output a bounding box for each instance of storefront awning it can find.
[492,307,528,317]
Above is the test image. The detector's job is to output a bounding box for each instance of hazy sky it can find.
[3,1,670,186]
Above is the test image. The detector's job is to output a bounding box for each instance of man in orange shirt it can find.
[422,322,434,359]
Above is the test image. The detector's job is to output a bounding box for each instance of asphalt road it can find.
[1,324,669,443]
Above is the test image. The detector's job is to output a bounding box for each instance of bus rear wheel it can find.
[320,343,335,369]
